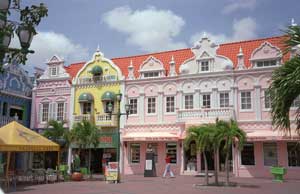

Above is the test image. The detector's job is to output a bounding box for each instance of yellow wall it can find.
[73,53,121,121]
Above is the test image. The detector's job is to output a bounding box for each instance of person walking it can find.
[163,154,175,178]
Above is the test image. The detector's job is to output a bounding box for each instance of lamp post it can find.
[0,0,48,71]
[107,93,130,183]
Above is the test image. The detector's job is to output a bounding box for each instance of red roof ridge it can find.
[219,35,286,46]
[65,61,86,68]
[111,48,191,60]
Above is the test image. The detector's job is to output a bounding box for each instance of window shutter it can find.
[39,104,42,123]
[53,103,57,120]
[64,102,67,121]
[48,103,53,121]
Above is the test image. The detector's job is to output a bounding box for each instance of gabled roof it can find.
[66,35,290,78]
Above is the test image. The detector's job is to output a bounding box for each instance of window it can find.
[166,96,175,113]
[42,103,49,122]
[129,99,137,115]
[202,94,211,108]
[201,61,209,71]
[166,143,177,164]
[147,97,156,114]
[130,143,140,163]
[241,143,255,165]
[264,90,271,109]
[291,96,300,107]
[256,60,277,67]
[287,142,300,167]
[82,103,91,114]
[9,107,23,120]
[50,67,58,76]
[263,142,278,166]
[2,102,7,116]
[241,91,252,110]
[184,95,193,109]
[144,72,159,78]
[104,101,114,113]
[220,92,229,108]
[57,102,64,121]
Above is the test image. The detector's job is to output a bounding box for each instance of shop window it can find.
[184,95,193,109]
[241,143,255,165]
[240,91,252,110]
[57,102,64,121]
[263,142,278,166]
[129,99,137,115]
[147,97,156,114]
[287,142,300,167]
[220,92,229,108]
[130,143,140,163]
[166,96,175,113]
[202,94,211,108]
[166,142,177,164]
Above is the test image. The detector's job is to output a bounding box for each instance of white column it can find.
[158,92,163,123]
[231,86,238,120]
[68,85,75,172]
[254,85,262,120]
[212,88,218,108]
[194,89,201,109]
[139,93,145,124]
[178,91,183,109]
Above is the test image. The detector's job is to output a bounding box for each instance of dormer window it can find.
[143,71,159,78]
[256,60,277,67]
[201,61,209,71]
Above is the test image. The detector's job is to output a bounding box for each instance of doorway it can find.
[185,141,197,171]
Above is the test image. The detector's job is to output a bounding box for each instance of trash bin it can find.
[270,166,286,182]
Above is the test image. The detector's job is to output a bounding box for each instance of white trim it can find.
[164,95,176,114]
[239,90,254,112]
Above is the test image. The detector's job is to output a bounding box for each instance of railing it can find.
[77,75,117,85]
[73,114,91,122]
[177,107,235,123]
[0,116,23,127]
[95,114,118,127]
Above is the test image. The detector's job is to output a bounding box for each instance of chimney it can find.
[169,55,177,76]
[128,60,135,80]
[237,47,245,70]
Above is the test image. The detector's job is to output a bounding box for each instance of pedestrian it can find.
[163,154,175,178]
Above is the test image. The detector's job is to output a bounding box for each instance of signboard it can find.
[106,162,119,181]
[98,132,118,148]
[145,160,152,170]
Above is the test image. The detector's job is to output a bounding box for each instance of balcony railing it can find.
[73,114,91,122]
[77,75,117,85]
[95,114,118,127]
[0,116,23,127]
[177,107,235,123]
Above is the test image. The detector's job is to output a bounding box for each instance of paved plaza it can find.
[7,175,300,194]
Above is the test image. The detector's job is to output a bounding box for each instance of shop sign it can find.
[98,132,118,148]
[106,162,118,181]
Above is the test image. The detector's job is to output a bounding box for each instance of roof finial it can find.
[171,55,174,62]
[291,18,297,26]
[96,44,100,52]
[129,59,133,67]
[202,31,207,39]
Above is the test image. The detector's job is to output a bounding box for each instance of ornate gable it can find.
[250,41,282,61]
[39,55,69,80]
[139,56,165,72]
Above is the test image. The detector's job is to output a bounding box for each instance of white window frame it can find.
[240,91,253,111]
[184,94,194,109]
[41,103,50,123]
[129,98,138,115]
[50,66,58,76]
[219,92,230,108]
[200,61,209,72]
[165,96,175,114]
[143,71,160,78]
[263,89,271,110]
[147,97,156,114]
[202,93,211,108]
[56,102,65,121]
[255,59,278,68]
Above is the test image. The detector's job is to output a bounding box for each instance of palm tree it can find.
[185,124,216,185]
[216,119,246,186]
[70,120,101,178]
[269,24,300,135]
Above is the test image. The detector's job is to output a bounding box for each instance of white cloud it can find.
[190,17,257,45]
[222,0,256,14]
[11,31,89,73]
[102,6,186,52]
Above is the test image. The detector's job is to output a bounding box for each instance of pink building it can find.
[111,35,300,179]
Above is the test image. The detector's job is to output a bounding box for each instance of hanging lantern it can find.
[16,24,36,50]
[0,0,11,12]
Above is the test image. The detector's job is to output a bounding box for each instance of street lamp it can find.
[107,92,130,183]
[0,0,48,71]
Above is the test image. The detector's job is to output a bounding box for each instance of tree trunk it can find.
[225,150,230,186]
[88,148,92,179]
[203,152,209,185]
[214,148,219,185]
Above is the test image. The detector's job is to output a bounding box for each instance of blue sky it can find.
[11,0,300,73]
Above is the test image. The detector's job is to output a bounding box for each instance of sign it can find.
[145,160,152,170]
[106,162,119,181]
[98,132,118,148]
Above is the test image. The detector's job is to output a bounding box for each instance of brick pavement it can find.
[6,175,300,194]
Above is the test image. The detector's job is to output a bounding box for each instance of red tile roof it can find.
[64,62,85,79]
[67,36,290,78]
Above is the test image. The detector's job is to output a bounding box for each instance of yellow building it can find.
[70,48,123,173]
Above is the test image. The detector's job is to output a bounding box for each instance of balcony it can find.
[0,116,23,127]
[95,114,118,127]
[73,114,92,123]
[177,107,235,124]
[77,75,117,85]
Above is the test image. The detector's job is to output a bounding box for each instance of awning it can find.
[91,66,103,75]
[78,93,94,102]
[122,132,179,141]
[101,91,116,101]
[0,121,60,152]
[246,130,300,141]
